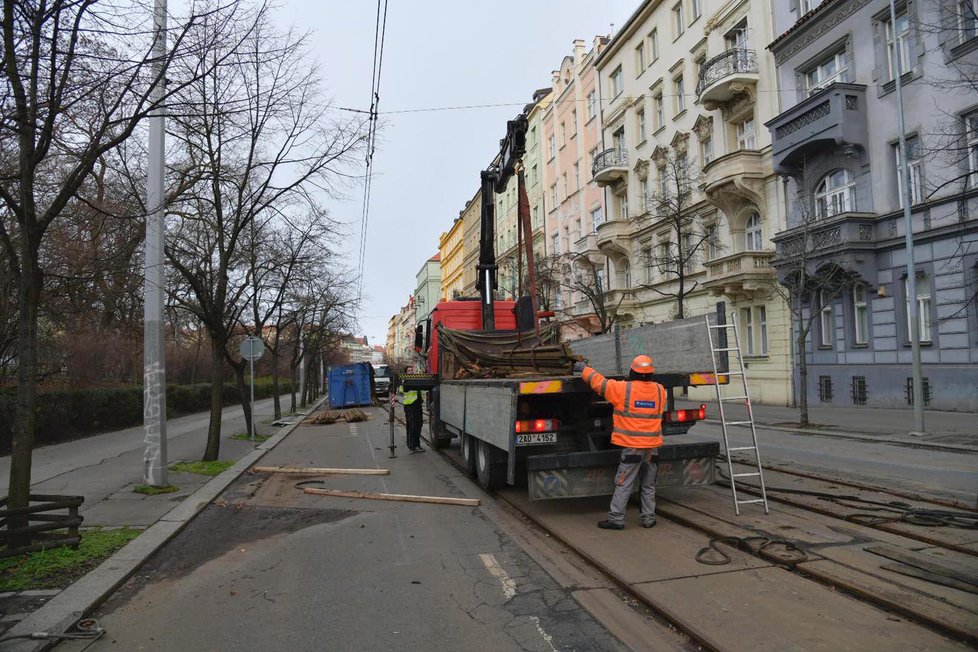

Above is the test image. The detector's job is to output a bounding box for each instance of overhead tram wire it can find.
[355,0,389,307]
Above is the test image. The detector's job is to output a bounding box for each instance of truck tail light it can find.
[663,404,706,424]
[515,418,559,433]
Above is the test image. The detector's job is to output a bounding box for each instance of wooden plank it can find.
[864,544,978,587]
[881,563,978,595]
[252,466,389,476]
[303,487,479,507]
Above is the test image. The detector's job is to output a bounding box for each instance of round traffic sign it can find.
[240,336,265,361]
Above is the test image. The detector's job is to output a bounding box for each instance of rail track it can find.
[426,432,978,651]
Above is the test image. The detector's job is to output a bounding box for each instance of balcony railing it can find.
[696,48,758,98]
[591,148,629,186]
[702,250,775,296]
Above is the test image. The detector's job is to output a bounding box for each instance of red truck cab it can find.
[424,299,517,374]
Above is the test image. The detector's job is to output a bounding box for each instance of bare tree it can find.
[636,148,713,319]
[539,252,624,335]
[0,1,245,535]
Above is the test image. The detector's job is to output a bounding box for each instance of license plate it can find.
[515,432,557,445]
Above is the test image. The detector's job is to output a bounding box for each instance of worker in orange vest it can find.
[575,354,666,530]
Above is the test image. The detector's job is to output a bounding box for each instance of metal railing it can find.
[696,48,758,97]
[591,148,628,177]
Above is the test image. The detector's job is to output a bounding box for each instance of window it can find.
[612,127,624,150]
[550,183,557,207]
[571,109,577,136]
[806,51,848,95]
[532,205,540,229]
[659,241,672,270]
[596,267,606,293]
[574,217,582,241]
[610,66,624,97]
[682,232,695,272]
[559,122,566,147]
[905,274,932,342]
[530,164,538,187]
[758,305,768,354]
[562,173,568,198]
[800,0,824,14]
[573,162,580,190]
[736,118,756,149]
[894,135,922,207]
[692,0,702,20]
[853,284,869,345]
[742,308,754,355]
[619,193,629,220]
[745,212,763,251]
[653,93,664,129]
[725,19,748,50]
[640,176,650,204]
[815,169,855,217]
[851,376,867,405]
[649,29,659,61]
[677,153,690,194]
[548,134,556,160]
[968,111,978,188]
[623,261,632,288]
[637,109,647,142]
[706,224,719,260]
[674,76,686,114]
[643,246,653,282]
[700,136,713,166]
[635,43,646,74]
[588,147,598,172]
[658,167,670,197]
[819,290,834,346]
[818,376,833,402]
[959,0,978,44]
[552,232,561,254]
[673,3,685,36]
[590,206,603,232]
[884,9,912,80]
[586,91,597,120]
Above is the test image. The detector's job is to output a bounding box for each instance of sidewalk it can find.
[0,395,314,648]
[677,398,978,451]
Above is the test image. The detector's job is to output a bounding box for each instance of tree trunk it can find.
[797,322,810,427]
[289,363,297,414]
[271,352,281,419]
[6,256,42,547]
[234,362,251,437]
[203,344,224,461]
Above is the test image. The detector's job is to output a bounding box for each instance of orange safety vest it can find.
[582,366,665,449]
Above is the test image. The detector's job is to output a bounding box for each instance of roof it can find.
[768,0,833,52]
[429,253,441,261]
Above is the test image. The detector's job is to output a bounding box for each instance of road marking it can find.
[529,616,558,652]
[479,553,516,599]
[349,423,359,437]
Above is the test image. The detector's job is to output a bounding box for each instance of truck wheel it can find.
[476,439,506,491]
[461,433,477,476]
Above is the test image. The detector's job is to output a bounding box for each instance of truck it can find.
[401,114,722,500]
[372,364,391,398]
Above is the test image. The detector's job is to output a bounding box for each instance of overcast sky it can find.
[277,0,637,348]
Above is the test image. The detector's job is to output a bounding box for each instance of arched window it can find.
[815,169,855,218]
[623,260,632,288]
[745,212,763,251]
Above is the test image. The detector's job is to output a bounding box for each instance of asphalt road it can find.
[66,410,627,651]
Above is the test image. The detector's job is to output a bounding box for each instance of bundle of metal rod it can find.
[437,324,574,379]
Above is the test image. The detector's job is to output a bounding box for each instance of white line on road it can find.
[349,424,359,437]
[529,616,558,652]
[479,552,516,599]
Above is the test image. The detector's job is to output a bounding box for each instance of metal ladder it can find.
[705,313,769,515]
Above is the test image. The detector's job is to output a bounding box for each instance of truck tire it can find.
[427,390,452,450]
[476,439,506,491]
[461,433,477,476]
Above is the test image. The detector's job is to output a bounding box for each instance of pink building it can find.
[542,37,609,322]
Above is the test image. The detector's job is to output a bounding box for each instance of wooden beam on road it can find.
[303,487,480,507]
[253,466,390,476]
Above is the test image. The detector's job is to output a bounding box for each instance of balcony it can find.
[594,219,633,256]
[770,211,878,285]
[591,148,629,187]
[701,149,768,215]
[702,250,776,298]
[766,83,869,177]
[603,289,638,315]
[574,232,598,255]
[696,49,759,110]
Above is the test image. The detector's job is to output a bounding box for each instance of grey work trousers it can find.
[607,447,658,526]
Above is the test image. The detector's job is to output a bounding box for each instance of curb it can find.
[702,418,978,454]
[4,399,323,652]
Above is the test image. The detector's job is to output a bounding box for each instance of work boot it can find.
[642,518,657,529]
[597,520,624,530]
[415,446,425,452]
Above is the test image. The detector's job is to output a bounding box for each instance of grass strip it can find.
[168,460,234,476]
[133,484,179,495]
[0,528,141,591]
[230,432,269,443]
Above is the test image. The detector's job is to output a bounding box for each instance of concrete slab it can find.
[572,588,687,652]
[78,498,176,527]
[632,566,971,652]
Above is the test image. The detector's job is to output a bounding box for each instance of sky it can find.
[277,0,638,349]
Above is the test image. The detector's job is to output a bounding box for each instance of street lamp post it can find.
[143,0,168,485]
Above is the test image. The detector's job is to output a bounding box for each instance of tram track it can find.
[424,431,978,650]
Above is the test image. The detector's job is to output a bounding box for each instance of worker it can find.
[574,354,665,530]
[398,366,425,453]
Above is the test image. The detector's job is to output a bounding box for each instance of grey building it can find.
[766,0,978,412]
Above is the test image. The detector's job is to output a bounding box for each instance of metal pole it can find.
[249,356,256,441]
[890,0,925,434]
[388,375,397,458]
[143,0,168,486]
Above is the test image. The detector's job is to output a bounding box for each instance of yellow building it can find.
[439,216,465,301]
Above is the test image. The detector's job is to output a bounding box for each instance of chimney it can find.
[573,39,586,64]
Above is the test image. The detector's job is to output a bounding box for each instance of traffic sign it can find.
[240,336,265,361]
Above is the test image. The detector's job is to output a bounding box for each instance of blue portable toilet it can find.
[327,362,372,409]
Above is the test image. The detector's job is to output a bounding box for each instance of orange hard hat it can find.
[630,355,655,374]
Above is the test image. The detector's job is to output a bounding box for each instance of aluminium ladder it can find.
[705,313,769,515]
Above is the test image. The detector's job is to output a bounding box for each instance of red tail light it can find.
[663,404,706,424]
[515,418,559,433]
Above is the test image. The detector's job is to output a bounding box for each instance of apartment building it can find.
[414,253,442,324]
[439,216,465,301]
[591,0,792,405]
[541,37,610,329]
[766,0,978,411]
[460,188,482,296]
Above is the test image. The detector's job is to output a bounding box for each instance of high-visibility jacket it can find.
[399,386,419,405]
[582,365,665,449]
